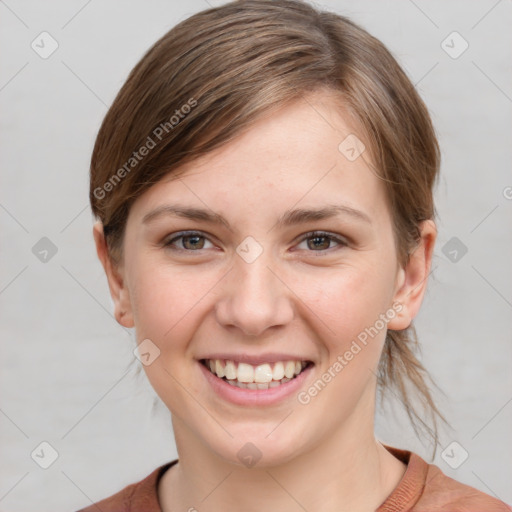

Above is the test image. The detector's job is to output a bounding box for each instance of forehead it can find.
[129,91,390,228]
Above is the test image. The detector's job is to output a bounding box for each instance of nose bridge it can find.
[215,242,293,336]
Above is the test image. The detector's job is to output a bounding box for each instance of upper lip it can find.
[198,353,314,365]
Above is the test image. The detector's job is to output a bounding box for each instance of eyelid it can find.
[163,230,348,253]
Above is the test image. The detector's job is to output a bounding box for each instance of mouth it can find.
[199,358,314,390]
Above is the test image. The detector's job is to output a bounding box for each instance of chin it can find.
[204,424,309,470]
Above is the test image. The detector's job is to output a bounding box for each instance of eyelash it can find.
[163,230,348,254]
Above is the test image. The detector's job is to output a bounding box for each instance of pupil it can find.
[309,236,329,250]
[184,235,204,250]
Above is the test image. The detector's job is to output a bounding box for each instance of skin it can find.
[94,89,436,512]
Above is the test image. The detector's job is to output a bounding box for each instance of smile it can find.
[200,358,313,390]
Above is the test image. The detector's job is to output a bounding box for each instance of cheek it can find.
[300,262,393,348]
[128,265,217,410]
[290,265,394,434]
[129,262,207,341]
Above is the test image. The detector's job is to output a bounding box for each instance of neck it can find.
[159,390,406,512]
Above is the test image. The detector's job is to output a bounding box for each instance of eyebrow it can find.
[142,203,372,229]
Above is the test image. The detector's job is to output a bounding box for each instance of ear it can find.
[93,221,134,328]
[387,220,437,330]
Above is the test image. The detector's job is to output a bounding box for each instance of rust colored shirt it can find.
[76,446,511,511]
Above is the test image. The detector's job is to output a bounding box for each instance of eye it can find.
[295,231,347,253]
[163,231,215,251]
[162,230,347,254]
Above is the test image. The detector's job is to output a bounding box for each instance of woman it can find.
[80,1,511,510]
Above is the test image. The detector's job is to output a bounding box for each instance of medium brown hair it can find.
[90,0,448,455]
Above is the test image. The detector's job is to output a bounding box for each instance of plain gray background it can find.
[1,1,511,510]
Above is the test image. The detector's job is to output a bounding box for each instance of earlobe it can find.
[92,222,135,328]
[387,220,437,331]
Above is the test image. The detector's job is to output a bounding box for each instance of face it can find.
[96,89,434,468]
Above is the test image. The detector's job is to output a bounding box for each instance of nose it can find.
[214,251,294,337]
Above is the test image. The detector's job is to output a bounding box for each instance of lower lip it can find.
[198,361,314,406]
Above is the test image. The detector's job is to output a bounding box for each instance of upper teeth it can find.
[206,359,308,383]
